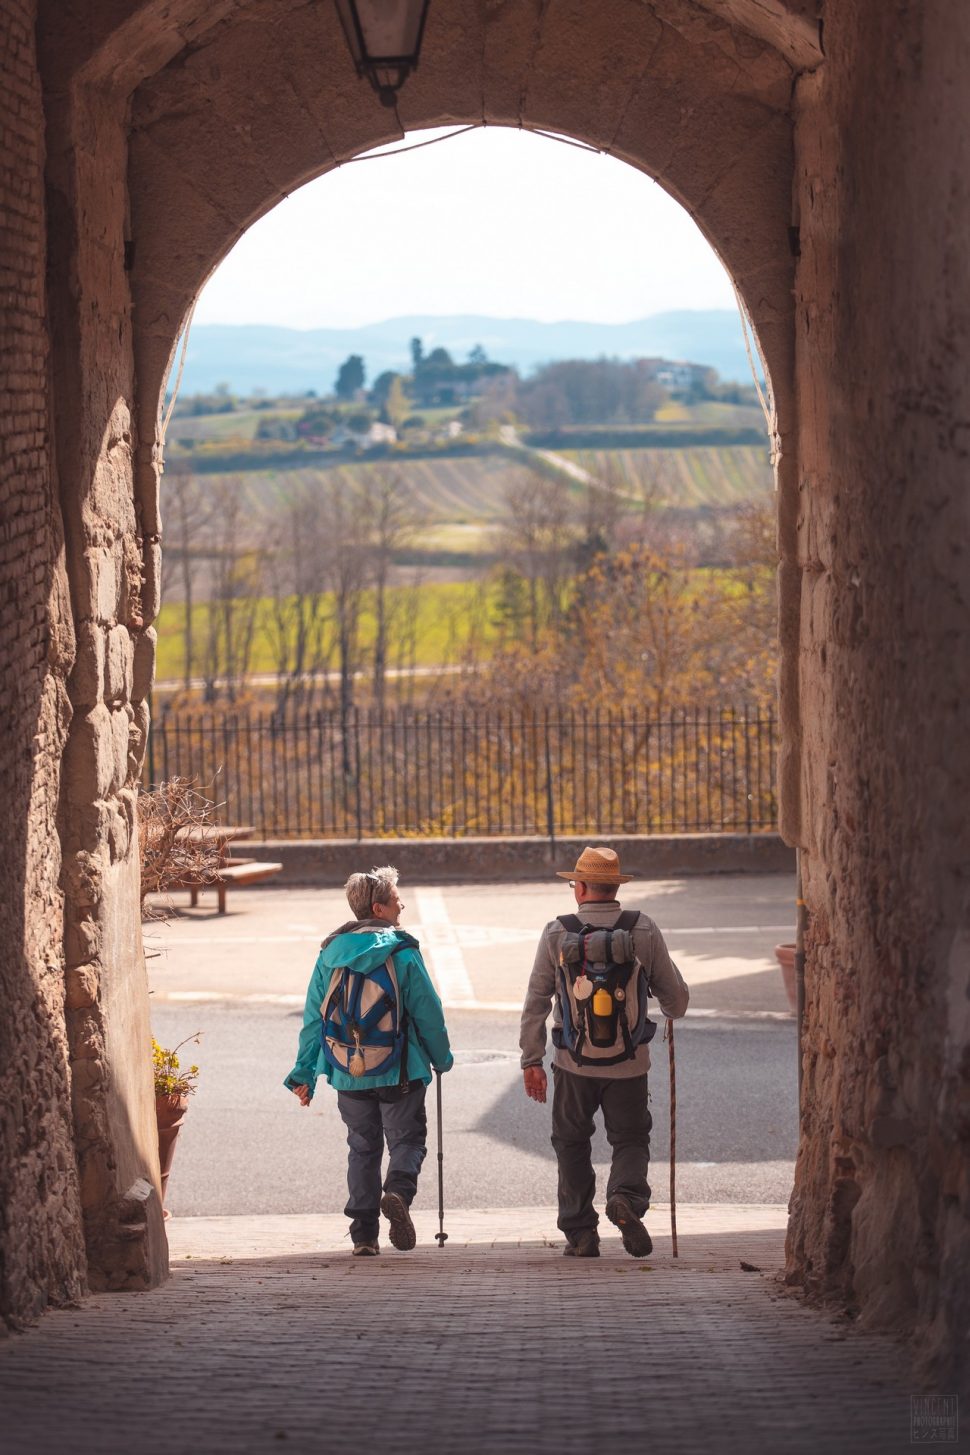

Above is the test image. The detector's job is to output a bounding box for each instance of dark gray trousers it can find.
[337,1082,428,1244]
[551,1066,652,1243]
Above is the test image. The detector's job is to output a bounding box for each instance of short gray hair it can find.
[582,880,621,900]
[345,865,399,920]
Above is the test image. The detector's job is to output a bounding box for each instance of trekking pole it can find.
[666,1018,678,1258]
[434,1070,448,1247]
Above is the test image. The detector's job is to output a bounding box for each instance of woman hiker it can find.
[285,866,453,1255]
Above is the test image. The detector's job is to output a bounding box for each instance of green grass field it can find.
[168,408,305,445]
[154,561,767,683]
[155,578,504,682]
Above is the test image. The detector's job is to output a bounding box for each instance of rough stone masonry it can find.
[0,0,966,1398]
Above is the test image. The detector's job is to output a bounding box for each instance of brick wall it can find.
[0,0,86,1326]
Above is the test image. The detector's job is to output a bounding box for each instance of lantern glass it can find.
[335,0,430,93]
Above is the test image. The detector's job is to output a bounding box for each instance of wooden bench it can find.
[184,857,284,915]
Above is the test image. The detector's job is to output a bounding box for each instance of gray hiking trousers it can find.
[337,1082,428,1244]
[551,1066,652,1244]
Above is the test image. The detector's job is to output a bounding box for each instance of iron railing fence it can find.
[147,704,778,840]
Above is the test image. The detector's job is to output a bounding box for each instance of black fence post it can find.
[145,701,781,841]
[354,706,363,841]
[544,708,556,850]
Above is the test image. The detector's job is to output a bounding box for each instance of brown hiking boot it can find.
[380,1192,417,1251]
[606,1195,653,1257]
[563,1229,600,1258]
[351,1241,380,1257]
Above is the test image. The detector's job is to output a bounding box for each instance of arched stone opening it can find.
[43,0,806,1300]
[5,0,965,1394]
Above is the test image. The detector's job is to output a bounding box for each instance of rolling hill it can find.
[176,309,762,396]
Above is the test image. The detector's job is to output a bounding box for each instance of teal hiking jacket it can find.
[284,923,453,1097]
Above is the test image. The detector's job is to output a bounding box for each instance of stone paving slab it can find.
[0,1207,920,1455]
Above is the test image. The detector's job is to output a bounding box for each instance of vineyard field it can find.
[171,444,772,534]
[562,446,773,508]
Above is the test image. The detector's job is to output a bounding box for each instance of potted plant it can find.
[152,1033,201,1219]
[774,943,797,1012]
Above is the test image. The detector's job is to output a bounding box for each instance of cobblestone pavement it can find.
[0,1207,920,1455]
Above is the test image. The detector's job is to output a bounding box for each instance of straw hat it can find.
[556,846,632,883]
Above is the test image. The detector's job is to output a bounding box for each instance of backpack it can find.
[552,911,657,1068]
[320,949,408,1080]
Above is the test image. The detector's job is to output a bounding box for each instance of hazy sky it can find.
[193,126,737,329]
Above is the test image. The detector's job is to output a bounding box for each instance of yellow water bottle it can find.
[590,985,614,1046]
[592,987,613,1017]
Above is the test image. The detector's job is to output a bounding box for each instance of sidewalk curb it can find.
[236,832,795,886]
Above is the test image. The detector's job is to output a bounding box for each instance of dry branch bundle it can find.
[139,777,223,916]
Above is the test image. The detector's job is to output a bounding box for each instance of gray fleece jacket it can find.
[519,898,689,1078]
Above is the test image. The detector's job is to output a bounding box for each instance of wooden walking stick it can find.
[666,1017,678,1258]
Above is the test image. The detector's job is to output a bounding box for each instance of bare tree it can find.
[163,460,209,692]
[201,476,263,702]
[263,474,334,711]
[363,466,422,714]
[391,564,426,709]
[496,468,574,651]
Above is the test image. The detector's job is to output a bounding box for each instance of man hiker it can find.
[520,846,689,1258]
[285,866,453,1256]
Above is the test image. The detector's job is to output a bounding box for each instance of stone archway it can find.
[5,0,967,1393]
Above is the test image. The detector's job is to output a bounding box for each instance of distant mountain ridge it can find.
[177,310,758,396]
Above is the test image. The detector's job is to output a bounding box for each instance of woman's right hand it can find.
[291,1083,311,1107]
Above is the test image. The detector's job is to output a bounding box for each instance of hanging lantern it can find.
[334,0,432,108]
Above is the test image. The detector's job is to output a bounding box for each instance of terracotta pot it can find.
[155,1091,190,1220]
[774,942,797,1013]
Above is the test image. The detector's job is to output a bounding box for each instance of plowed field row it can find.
[173,448,771,542]
[563,447,772,507]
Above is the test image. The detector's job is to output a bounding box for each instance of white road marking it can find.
[412,888,477,1005]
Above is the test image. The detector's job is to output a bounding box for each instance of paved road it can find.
[149,875,798,1219]
[146,874,796,1015]
[154,1009,797,1219]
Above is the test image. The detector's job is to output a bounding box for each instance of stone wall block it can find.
[105,625,133,704]
[109,706,130,794]
[78,1151,113,1214]
[142,541,162,625]
[65,964,100,1010]
[131,627,156,703]
[68,1009,104,1061]
[74,798,112,854]
[62,850,106,913]
[69,1056,107,1104]
[67,622,104,709]
[129,700,150,783]
[65,914,101,970]
[106,804,130,863]
[117,786,138,836]
[78,545,121,625]
[120,533,144,630]
[63,704,115,806]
